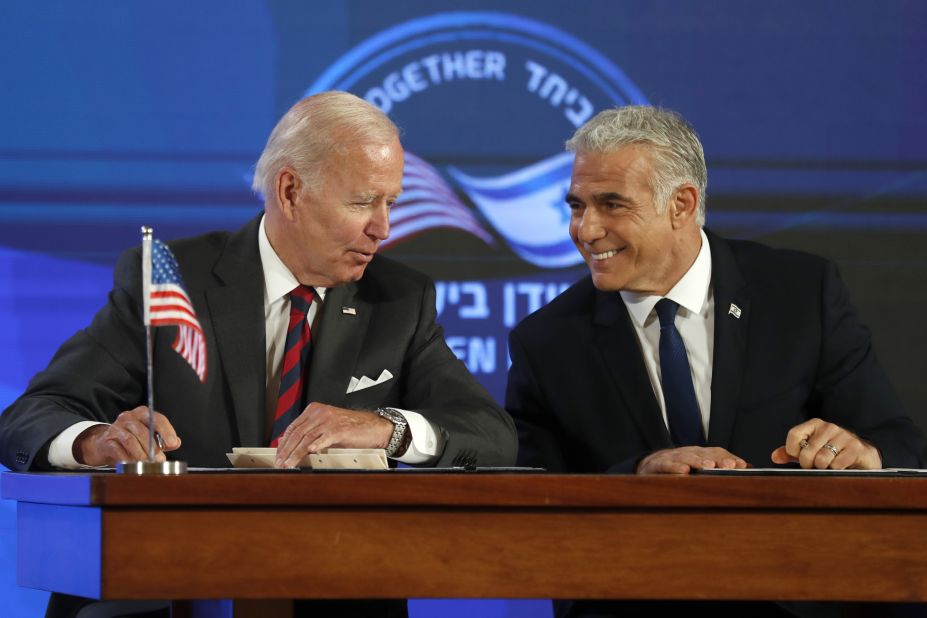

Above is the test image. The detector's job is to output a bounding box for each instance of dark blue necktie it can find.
[655,298,705,446]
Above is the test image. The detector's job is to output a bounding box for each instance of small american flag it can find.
[149,240,207,383]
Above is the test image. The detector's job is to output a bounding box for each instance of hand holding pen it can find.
[72,405,181,466]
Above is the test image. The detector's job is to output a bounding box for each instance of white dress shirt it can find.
[257,216,442,463]
[48,216,442,467]
[619,229,715,439]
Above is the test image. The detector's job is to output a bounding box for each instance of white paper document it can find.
[226,447,388,470]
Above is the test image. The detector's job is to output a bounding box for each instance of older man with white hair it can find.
[0,91,516,618]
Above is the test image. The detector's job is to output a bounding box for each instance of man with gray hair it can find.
[0,91,516,617]
[506,104,925,616]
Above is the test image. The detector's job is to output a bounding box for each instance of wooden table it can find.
[3,471,927,615]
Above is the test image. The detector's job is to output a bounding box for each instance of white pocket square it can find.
[346,369,393,394]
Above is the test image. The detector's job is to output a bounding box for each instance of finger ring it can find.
[823,443,839,456]
[799,439,810,450]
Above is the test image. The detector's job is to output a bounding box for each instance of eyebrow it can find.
[354,189,404,201]
[564,191,635,205]
[592,191,634,204]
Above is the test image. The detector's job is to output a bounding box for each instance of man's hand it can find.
[771,418,882,470]
[274,402,394,468]
[73,406,181,466]
[636,446,748,475]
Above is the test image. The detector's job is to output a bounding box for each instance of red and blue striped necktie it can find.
[270,285,315,446]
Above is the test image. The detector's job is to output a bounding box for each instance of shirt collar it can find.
[258,215,327,304]
[620,228,712,326]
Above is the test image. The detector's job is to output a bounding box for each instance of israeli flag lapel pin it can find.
[728,303,742,319]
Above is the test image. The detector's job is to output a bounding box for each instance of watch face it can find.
[379,407,405,426]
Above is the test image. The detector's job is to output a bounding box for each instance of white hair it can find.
[252,91,399,198]
[566,105,707,226]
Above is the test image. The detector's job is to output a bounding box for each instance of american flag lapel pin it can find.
[728,303,742,319]
[342,307,356,315]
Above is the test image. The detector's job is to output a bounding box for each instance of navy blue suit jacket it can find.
[506,230,924,473]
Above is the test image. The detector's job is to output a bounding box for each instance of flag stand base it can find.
[116,461,188,475]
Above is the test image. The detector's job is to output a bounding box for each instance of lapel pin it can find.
[728,303,742,319]
[342,307,356,315]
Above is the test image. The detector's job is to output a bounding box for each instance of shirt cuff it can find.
[388,408,444,465]
[47,421,109,469]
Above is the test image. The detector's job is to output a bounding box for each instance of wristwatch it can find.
[376,407,410,457]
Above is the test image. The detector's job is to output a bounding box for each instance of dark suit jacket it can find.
[0,216,517,470]
[506,230,924,473]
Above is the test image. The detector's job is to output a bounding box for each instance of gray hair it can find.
[252,91,400,198]
[565,106,707,226]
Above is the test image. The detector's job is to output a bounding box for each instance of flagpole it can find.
[141,226,156,463]
[116,225,187,475]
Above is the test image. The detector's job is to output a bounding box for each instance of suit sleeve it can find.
[0,249,147,470]
[506,323,651,474]
[398,279,518,468]
[505,327,569,472]
[814,261,925,468]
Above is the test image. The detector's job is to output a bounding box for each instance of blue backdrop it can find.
[2,2,926,616]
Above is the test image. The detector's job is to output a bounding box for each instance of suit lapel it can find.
[206,217,266,447]
[593,289,673,451]
[705,230,750,449]
[306,281,372,407]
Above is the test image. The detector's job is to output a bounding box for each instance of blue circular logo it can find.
[307,12,649,269]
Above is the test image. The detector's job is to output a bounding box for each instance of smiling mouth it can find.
[590,249,621,260]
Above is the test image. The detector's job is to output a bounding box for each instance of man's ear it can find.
[670,184,699,229]
[273,167,302,221]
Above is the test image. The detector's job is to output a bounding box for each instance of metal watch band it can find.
[376,407,408,457]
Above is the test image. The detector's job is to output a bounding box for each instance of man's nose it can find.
[576,208,605,244]
[367,203,390,241]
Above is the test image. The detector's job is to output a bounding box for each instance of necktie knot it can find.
[655,298,679,328]
[289,285,315,315]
